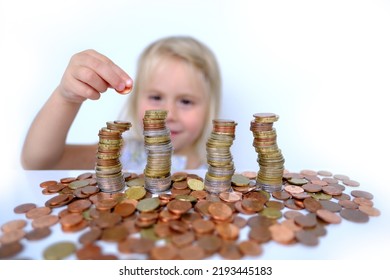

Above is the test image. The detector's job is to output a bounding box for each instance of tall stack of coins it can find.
[95,121,131,193]
[143,110,173,193]
[204,119,237,194]
[250,113,285,192]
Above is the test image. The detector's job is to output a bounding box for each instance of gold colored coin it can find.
[136,197,160,212]
[43,241,77,260]
[187,178,204,191]
[125,186,147,200]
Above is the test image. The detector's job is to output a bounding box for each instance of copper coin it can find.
[1,219,27,233]
[247,215,274,228]
[215,223,239,240]
[319,200,342,212]
[167,200,192,215]
[45,194,74,208]
[0,242,23,259]
[25,227,52,241]
[233,215,247,228]
[76,243,102,260]
[284,199,304,210]
[171,231,195,248]
[168,219,189,234]
[294,213,317,228]
[101,225,129,242]
[26,206,52,219]
[32,214,59,228]
[150,244,178,260]
[358,205,381,217]
[333,174,349,181]
[269,223,295,244]
[68,199,92,213]
[241,171,257,179]
[295,229,319,246]
[219,241,242,260]
[219,191,242,203]
[303,197,322,213]
[93,212,122,229]
[284,210,304,220]
[78,227,102,245]
[172,180,189,190]
[0,229,25,244]
[40,180,58,188]
[353,197,374,207]
[281,218,302,232]
[197,234,222,255]
[238,240,263,256]
[208,202,233,221]
[272,191,291,200]
[190,190,208,200]
[316,209,342,224]
[284,185,304,194]
[47,183,66,193]
[178,244,205,260]
[114,202,136,217]
[340,208,369,223]
[241,198,264,212]
[351,190,374,200]
[317,170,333,177]
[192,219,215,234]
[342,179,360,187]
[338,199,358,209]
[322,185,343,196]
[302,183,323,193]
[248,226,272,243]
[60,213,84,228]
[13,203,37,214]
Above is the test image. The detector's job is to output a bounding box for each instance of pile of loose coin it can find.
[204,119,237,194]
[250,113,285,192]
[95,121,131,193]
[0,169,382,260]
[143,110,173,193]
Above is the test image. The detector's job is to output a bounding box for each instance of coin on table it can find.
[1,219,27,233]
[25,227,52,241]
[32,214,59,229]
[43,241,77,260]
[26,206,52,219]
[316,209,342,224]
[340,208,369,223]
[187,178,204,191]
[13,203,37,214]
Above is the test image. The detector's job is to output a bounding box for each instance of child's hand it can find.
[57,49,133,103]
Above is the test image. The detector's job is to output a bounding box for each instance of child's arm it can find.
[21,49,133,170]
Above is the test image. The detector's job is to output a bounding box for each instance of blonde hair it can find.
[119,35,221,166]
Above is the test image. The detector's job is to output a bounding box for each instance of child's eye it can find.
[180,99,194,106]
[149,95,161,101]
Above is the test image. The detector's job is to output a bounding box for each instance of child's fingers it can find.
[65,77,102,102]
[85,50,133,94]
[73,65,110,94]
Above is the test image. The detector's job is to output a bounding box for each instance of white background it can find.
[1,0,390,187]
[1,0,390,264]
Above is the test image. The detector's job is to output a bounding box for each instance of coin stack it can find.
[143,110,173,193]
[95,121,131,193]
[250,113,285,192]
[204,119,237,194]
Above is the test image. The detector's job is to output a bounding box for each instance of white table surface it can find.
[0,169,389,260]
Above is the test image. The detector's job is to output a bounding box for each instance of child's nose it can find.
[166,103,178,121]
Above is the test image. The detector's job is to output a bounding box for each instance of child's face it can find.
[137,57,209,157]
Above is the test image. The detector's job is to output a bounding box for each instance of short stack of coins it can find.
[95,120,131,193]
[250,113,285,192]
[204,119,237,194]
[143,110,173,193]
